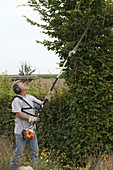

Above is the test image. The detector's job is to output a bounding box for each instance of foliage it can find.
[1,70,113,167]
[0,75,14,139]
[18,61,36,75]
[22,0,113,166]
[1,135,113,169]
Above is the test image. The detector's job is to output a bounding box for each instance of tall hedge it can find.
[38,85,113,167]
[22,0,113,166]
[1,74,113,167]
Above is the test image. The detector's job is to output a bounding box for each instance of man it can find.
[11,80,50,170]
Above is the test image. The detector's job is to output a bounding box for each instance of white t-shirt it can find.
[12,94,43,134]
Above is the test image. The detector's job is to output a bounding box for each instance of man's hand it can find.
[29,116,40,123]
[44,93,51,102]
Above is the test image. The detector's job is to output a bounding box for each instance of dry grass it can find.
[34,78,66,91]
[0,136,13,170]
[92,153,113,170]
[0,136,63,170]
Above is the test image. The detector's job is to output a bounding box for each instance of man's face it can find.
[17,82,27,91]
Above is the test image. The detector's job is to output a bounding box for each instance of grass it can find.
[0,137,13,170]
[0,136,63,170]
[1,136,113,170]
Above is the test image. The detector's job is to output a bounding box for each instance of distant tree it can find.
[18,61,36,75]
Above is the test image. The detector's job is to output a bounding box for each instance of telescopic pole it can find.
[43,20,92,104]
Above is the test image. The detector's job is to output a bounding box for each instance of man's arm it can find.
[16,112,39,123]
[16,112,29,120]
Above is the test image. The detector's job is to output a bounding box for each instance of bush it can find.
[1,75,113,167]
[0,75,14,139]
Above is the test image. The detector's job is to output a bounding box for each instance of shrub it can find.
[1,74,113,167]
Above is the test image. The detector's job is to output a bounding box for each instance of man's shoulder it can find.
[12,95,34,101]
[26,94,34,99]
[12,95,23,102]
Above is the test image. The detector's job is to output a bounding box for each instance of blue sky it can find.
[0,0,60,75]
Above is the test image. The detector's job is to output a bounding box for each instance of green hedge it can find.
[38,84,113,167]
[0,76,14,138]
[1,75,113,167]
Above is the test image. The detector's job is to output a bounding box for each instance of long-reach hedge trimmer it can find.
[21,20,92,140]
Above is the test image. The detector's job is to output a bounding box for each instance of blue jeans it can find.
[11,133,38,170]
